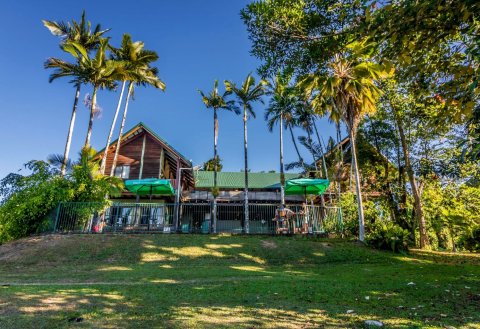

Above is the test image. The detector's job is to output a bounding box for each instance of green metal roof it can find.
[194,171,300,189]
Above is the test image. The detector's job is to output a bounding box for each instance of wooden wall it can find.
[102,130,193,189]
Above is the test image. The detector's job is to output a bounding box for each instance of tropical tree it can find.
[43,11,109,176]
[225,74,267,233]
[198,80,238,232]
[71,38,122,149]
[110,45,166,176]
[264,72,298,205]
[300,42,393,242]
[99,34,141,174]
[203,157,223,172]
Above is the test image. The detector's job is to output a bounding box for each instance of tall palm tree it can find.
[70,38,121,149]
[264,73,297,206]
[43,11,109,176]
[225,74,267,233]
[199,80,238,233]
[99,34,142,174]
[300,42,392,242]
[110,47,166,176]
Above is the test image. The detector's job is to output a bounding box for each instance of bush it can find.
[459,226,480,252]
[0,150,123,244]
[366,221,410,253]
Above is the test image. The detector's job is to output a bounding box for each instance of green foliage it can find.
[203,157,223,172]
[340,192,388,238]
[0,149,124,244]
[365,221,410,253]
[0,161,72,243]
[459,226,480,252]
[339,192,359,237]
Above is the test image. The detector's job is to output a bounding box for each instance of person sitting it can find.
[273,205,295,234]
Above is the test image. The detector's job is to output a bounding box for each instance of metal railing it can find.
[52,202,343,235]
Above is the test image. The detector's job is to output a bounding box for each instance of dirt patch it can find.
[261,240,278,249]
[0,234,65,262]
[320,242,333,249]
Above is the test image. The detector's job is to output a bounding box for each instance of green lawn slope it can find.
[0,234,479,328]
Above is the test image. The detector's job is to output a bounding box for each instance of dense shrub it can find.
[0,150,123,244]
[365,221,410,253]
[0,162,73,242]
[459,226,480,252]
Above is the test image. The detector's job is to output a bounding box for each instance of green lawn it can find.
[0,234,479,328]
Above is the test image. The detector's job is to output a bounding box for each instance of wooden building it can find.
[97,122,194,199]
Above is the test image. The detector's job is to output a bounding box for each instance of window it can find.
[114,165,130,179]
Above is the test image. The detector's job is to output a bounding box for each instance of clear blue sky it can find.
[0,1,338,179]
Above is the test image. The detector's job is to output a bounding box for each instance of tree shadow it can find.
[0,234,479,328]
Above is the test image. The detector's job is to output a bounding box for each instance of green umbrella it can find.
[125,178,175,197]
[285,178,330,198]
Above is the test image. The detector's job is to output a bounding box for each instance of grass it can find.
[0,234,479,328]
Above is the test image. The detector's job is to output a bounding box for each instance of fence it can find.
[52,202,343,235]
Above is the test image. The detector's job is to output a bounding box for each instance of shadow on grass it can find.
[0,234,479,328]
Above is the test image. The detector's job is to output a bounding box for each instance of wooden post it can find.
[159,148,164,178]
[175,157,181,231]
[139,134,147,179]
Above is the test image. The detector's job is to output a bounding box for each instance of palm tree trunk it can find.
[243,107,250,234]
[349,131,365,242]
[393,112,429,248]
[84,86,98,149]
[313,121,329,179]
[110,82,133,176]
[288,126,305,168]
[280,113,285,206]
[100,81,126,175]
[212,108,218,233]
[61,84,81,176]
[336,122,342,205]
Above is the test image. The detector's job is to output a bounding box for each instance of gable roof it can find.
[97,122,191,165]
[194,171,300,189]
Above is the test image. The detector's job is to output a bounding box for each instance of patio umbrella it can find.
[284,178,330,199]
[125,178,175,199]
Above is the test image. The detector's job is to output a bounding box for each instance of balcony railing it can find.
[51,202,343,235]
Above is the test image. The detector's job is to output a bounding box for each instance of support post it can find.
[53,203,61,232]
[174,158,181,231]
[159,148,164,178]
[139,134,147,179]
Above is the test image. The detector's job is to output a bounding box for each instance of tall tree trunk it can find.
[280,113,285,206]
[288,126,305,169]
[212,108,218,233]
[84,86,98,149]
[394,112,429,248]
[312,120,329,206]
[349,131,365,242]
[110,82,133,176]
[336,122,342,205]
[61,84,81,176]
[313,121,329,177]
[243,107,250,234]
[100,81,126,175]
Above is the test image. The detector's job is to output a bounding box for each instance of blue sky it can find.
[0,1,338,179]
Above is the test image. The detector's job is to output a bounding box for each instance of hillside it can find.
[0,234,479,328]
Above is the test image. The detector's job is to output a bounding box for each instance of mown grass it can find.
[0,234,479,328]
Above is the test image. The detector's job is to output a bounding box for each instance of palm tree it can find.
[300,42,392,242]
[70,38,121,149]
[199,80,239,233]
[43,11,109,176]
[109,44,166,177]
[225,74,267,233]
[99,34,141,174]
[264,73,297,206]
